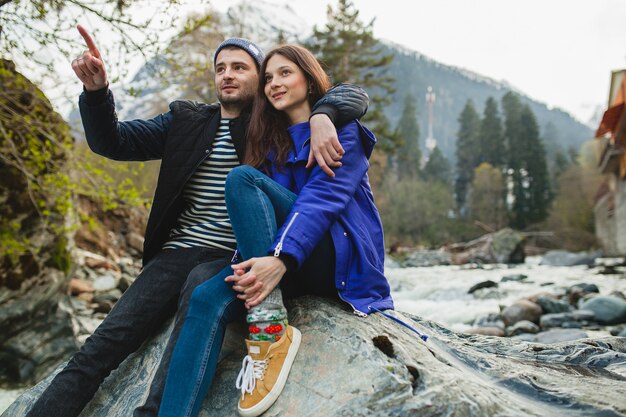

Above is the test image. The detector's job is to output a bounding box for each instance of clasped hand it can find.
[225,256,287,309]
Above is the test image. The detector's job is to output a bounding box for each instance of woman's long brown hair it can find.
[245,44,331,168]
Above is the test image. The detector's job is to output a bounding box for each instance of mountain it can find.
[72,0,593,165]
[377,41,593,162]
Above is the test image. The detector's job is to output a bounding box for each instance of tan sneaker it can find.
[235,325,301,417]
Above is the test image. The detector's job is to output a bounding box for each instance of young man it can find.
[24,27,367,417]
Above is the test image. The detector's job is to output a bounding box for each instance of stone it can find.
[539,310,596,329]
[84,256,120,272]
[501,274,528,282]
[448,228,525,265]
[532,329,589,344]
[5,297,626,417]
[93,301,113,314]
[568,283,600,295]
[93,289,123,304]
[0,265,78,387]
[535,296,573,314]
[473,313,505,329]
[539,250,603,266]
[464,327,506,337]
[560,321,583,329]
[511,333,537,342]
[92,275,118,292]
[125,232,145,254]
[468,280,498,294]
[402,250,451,267]
[527,291,555,303]
[579,296,626,325]
[384,256,401,269]
[507,320,540,336]
[501,300,543,327]
[117,275,134,293]
[567,284,600,305]
[610,291,626,300]
[77,292,94,303]
[69,278,94,295]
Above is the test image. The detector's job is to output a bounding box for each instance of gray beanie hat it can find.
[213,37,265,69]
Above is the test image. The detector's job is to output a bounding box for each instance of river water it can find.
[2,256,625,413]
[387,256,626,333]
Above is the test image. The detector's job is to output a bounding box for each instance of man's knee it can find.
[180,260,229,304]
[189,277,232,308]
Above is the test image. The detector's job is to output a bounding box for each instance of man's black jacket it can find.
[79,85,369,265]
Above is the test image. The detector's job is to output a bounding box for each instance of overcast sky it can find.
[213,0,626,125]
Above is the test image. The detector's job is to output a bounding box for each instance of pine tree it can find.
[454,99,481,212]
[520,105,551,225]
[502,92,524,225]
[478,97,505,167]
[306,0,399,151]
[501,91,551,228]
[394,95,421,179]
[422,146,451,185]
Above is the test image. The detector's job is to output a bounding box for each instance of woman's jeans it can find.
[158,166,337,417]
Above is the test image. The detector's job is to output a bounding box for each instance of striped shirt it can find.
[162,118,239,251]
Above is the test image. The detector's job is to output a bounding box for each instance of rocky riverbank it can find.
[0,195,146,389]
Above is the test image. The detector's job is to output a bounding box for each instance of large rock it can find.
[5,297,626,417]
[401,250,451,267]
[579,296,626,325]
[0,60,78,386]
[448,228,525,265]
[535,296,573,314]
[539,310,595,330]
[501,299,543,327]
[539,250,603,266]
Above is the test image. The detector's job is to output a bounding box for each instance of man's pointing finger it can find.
[77,25,101,58]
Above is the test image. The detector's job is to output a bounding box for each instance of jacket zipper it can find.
[337,292,368,317]
[274,212,299,256]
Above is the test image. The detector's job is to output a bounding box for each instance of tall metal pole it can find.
[425,86,437,153]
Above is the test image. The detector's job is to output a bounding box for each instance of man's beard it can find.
[217,84,256,111]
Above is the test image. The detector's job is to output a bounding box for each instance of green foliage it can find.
[48,235,71,274]
[306,0,400,151]
[393,95,421,179]
[379,177,455,247]
[469,163,506,230]
[454,99,481,210]
[543,141,602,250]
[422,146,451,185]
[0,59,147,271]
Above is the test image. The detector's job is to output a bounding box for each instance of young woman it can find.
[158,44,393,417]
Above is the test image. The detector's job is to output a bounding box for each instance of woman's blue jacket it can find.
[267,120,394,315]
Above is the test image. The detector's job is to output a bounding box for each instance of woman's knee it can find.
[225,165,258,190]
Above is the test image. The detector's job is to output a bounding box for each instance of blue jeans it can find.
[158,166,337,417]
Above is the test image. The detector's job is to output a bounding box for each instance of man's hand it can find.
[71,25,108,91]
[225,256,287,309]
[307,114,345,178]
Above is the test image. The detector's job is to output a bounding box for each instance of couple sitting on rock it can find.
[25,27,393,417]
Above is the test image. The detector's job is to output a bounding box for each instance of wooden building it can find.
[594,69,626,254]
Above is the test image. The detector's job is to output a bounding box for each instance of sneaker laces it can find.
[235,355,267,399]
